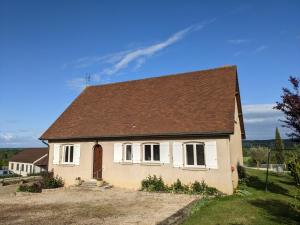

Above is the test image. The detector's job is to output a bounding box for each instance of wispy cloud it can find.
[65,19,216,76]
[242,103,289,139]
[228,39,251,44]
[253,45,268,54]
[101,19,216,75]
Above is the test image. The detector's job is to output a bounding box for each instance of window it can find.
[63,145,74,163]
[16,164,19,170]
[143,144,160,162]
[30,165,32,173]
[21,164,24,171]
[11,163,14,170]
[26,165,28,172]
[184,143,205,167]
[124,144,132,161]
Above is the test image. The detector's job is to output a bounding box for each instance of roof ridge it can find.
[88,65,237,89]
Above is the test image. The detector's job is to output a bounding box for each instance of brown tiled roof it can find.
[41,66,245,140]
[9,148,48,164]
[34,154,48,166]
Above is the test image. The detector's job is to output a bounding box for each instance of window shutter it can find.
[172,142,183,167]
[114,143,123,163]
[73,144,81,165]
[53,144,60,165]
[205,141,218,169]
[132,143,141,163]
[160,142,170,163]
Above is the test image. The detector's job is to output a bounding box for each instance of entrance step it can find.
[79,180,113,189]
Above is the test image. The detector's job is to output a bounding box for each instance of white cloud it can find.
[242,103,289,140]
[0,132,14,141]
[253,45,268,54]
[101,19,216,75]
[228,39,251,44]
[64,19,216,77]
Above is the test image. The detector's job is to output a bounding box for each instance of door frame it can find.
[92,144,103,180]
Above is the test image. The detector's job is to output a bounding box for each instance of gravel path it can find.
[0,186,197,225]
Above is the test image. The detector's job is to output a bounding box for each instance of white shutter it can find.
[53,144,60,165]
[172,142,183,167]
[132,143,141,163]
[205,141,218,169]
[73,144,81,165]
[160,142,170,163]
[114,143,123,163]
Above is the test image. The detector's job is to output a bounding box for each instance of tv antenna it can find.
[85,73,91,87]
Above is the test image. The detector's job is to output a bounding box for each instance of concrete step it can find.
[80,180,113,189]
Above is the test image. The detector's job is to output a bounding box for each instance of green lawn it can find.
[183,169,300,225]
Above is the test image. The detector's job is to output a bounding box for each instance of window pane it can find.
[144,145,151,161]
[196,144,205,165]
[70,146,74,162]
[126,145,132,160]
[17,164,19,170]
[153,145,160,161]
[186,144,194,165]
[26,165,28,172]
[21,164,24,171]
[65,146,69,162]
[11,163,14,170]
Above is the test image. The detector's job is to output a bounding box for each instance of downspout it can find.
[41,140,49,147]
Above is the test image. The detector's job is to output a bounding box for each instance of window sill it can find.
[120,161,133,165]
[181,167,208,171]
[141,162,162,166]
[59,164,76,167]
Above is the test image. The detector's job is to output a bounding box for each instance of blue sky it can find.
[0,0,299,147]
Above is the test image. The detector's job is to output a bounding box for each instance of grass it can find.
[183,168,300,225]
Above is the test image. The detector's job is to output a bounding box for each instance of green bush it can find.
[170,179,189,193]
[141,175,166,192]
[141,175,220,196]
[18,182,43,193]
[42,172,64,189]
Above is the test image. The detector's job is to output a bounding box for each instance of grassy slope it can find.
[183,169,300,225]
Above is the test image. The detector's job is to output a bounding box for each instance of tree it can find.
[249,147,269,168]
[274,76,300,139]
[274,127,285,164]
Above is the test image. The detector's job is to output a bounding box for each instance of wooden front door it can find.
[93,144,103,179]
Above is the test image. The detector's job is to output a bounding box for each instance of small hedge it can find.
[18,181,43,193]
[141,175,220,196]
[18,171,64,193]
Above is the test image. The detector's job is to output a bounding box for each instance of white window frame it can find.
[142,143,161,163]
[123,143,133,162]
[184,142,206,168]
[62,145,75,164]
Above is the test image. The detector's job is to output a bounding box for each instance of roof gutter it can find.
[39,131,233,142]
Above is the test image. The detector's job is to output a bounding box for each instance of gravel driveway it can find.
[0,185,197,225]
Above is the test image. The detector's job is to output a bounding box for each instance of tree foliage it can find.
[274,127,285,164]
[274,76,300,139]
[249,147,269,167]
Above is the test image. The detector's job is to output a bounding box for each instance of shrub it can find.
[170,179,189,193]
[42,174,64,189]
[191,180,207,193]
[141,175,220,196]
[18,181,43,193]
[141,175,166,192]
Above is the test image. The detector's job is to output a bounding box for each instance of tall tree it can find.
[274,127,285,164]
[274,76,300,139]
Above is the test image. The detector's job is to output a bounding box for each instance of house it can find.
[9,148,48,176]
[40,66,245,194]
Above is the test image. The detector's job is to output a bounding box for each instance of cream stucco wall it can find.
[9,161,44,176]
[229,98,244,189]
[48,137,236,194]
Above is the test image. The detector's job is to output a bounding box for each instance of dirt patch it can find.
[0,187,197,225]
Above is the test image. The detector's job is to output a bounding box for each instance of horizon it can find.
[1,0,299,147]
